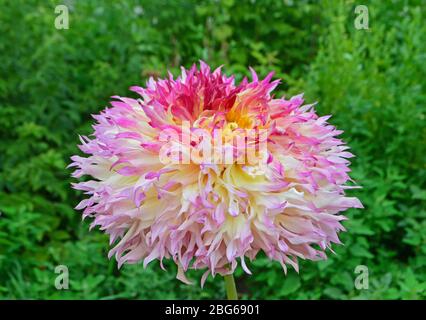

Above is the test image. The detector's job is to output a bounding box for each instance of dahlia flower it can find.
[70,61,362,293]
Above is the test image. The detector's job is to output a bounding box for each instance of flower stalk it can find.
[224,274,238,300]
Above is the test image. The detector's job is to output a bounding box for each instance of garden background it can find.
[0,0,425,299]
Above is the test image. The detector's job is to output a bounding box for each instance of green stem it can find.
[223,274,238,300]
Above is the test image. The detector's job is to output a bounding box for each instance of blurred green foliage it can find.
[0,0,425,299]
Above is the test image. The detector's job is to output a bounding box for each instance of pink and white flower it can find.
[69,62,362,285]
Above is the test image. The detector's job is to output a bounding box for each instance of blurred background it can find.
[0,0,425,299]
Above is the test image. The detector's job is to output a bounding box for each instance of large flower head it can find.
[70,61,362,285]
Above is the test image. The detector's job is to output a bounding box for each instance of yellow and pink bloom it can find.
[70,62,362,285]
